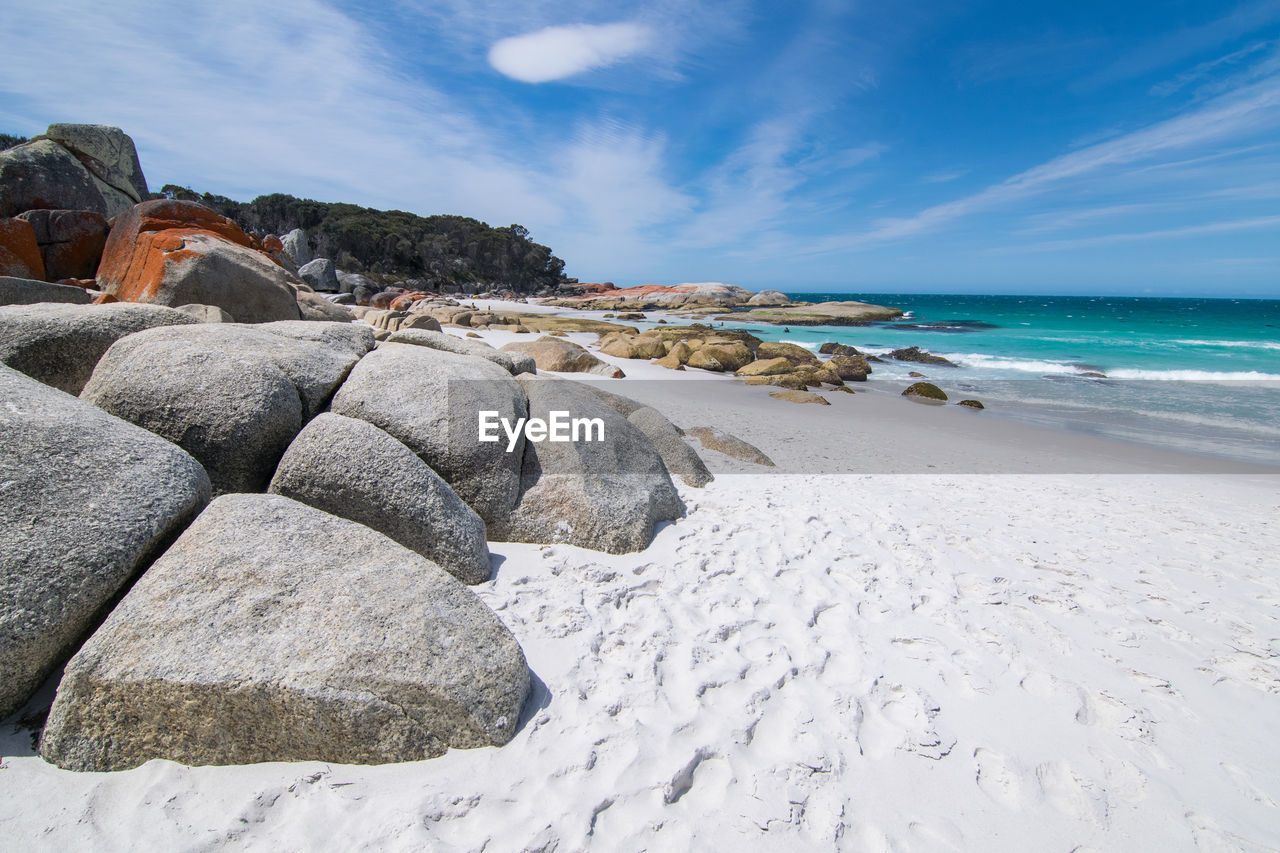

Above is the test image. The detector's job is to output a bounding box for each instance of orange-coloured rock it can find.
[96,200,302,323]
[388,290,433,311]
[0,217,46,280]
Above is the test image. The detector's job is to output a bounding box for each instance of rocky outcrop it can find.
[298,258,338,292]
[734,356,794,377]
[0,365,210,719]
[43,124,149,216]
[39,494,530,771]
[888,346,958,368]
[501,336,623,377]
[330,345,528,527]
[493,376,683,553]
[722,300,903,326]
[281,228,312,266]
[96,200,302,323]
[826,353,871,381]
[270,414,491,584]
[747,289,791,306]
[0,276,93,306]
[15,209,108,280]
[902,381,948,402]
[0,217,46,280]
[599,334,667,360]
[0,139,110,217]
[756,341,820,366]
[386,328,535,375]
[0,302,198,394]
[627,406,713,488]
[686,426,775,467]
[296,286,354,322]
[544,281,754,311]
[81,324,362,493]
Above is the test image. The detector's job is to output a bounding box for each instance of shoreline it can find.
[464,298,1280,477]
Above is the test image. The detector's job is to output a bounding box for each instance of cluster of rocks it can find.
[1,130,720,771]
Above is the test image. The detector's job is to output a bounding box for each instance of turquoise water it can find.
[716,293,1280,466]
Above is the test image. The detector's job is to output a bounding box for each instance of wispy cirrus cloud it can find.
[990,215,1280,254]
[488,22,654,83]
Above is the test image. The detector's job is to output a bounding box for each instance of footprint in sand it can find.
[1036,761,1100,825]
[974,748,1022,809]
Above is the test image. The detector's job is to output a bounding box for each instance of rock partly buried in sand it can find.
[599,334,667,360]
[501,336,624,378]
[96,200,302,323]
[38,494,530,771]
[0,301,198,394]
[770,389,830,405]
[387,328,534,376]
[269,414,491,584]
[888,346,957,368]
[331,345,527,527]
[826,353,871,381]
[743,373,809,390]
[81,324,362,493]
[0,365,210,719]
[0,276,93,306]
[686,426,775,467]
[902,381,948,403]
[723,300,903,326]
[627,406,714,488]
[492,376,684,553]
[957,399,985,409]
[735,356,794,377]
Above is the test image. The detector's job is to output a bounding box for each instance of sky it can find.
[2,0,1280,296]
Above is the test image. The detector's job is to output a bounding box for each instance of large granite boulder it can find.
[256,319,376,361]
[501,336,623,377]
[81,324,362,493]
[298,258,338,292]
[0,302,198,394]
[747,289,790,306]
[330,345,528,527]
[626,406,713,488]
[39,494,530,771]
[387,328,535,376]
[827,353,871,381]
[492,376,683,553]
[43,124,149,216]
[0,216,46,279]
[296,286,354,322]
[902,381,948,402]
[734,356,794,377]
[0,276,92,306]
[888,347,958,368]
[96,200,302,323]
[269,414,491,585]
[693,342,753,372]
[15,209,108,280]
[0,365,210,719]
[599,335,667,360]
[281,228,311,266]
[756,341,820,366]
[0,139,107,217]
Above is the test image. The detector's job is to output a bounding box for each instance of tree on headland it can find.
[160,185,566,293]
[0,133,29,151]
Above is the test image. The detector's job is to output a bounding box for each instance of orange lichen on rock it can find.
[0,217,48,280]
[92,292,118,304]
[388,290,433,311]
[97,200,253,295]
[110,229,210,302]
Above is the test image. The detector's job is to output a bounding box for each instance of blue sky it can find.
[2,0,1279,296]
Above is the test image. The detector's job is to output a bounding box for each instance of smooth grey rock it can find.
[330,346,527,527]
[81,337,302,495]
[43,124,149,216]
[297,286,354,322]
[176,303,234,323]
[281,228,311,267]
[257,319,376,361]
[0,301,197,394]
[298,258,338,292]
[0,365,210,719]
[0,276,92,306]
[501,337,623,378]
[85,323,362,420]
[493,376,684,553]
[686,426,775,467]
[387,328,535,376]
[627,406,713,488]
[270,414,491,584]
[38,494,530,771]
[0,139,106,217]
[337,271,374,295]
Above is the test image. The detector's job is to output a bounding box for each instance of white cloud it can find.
[991,215,1280,253]
[488,22,653,83]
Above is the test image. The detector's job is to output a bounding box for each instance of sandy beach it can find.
[4,311,1278,852]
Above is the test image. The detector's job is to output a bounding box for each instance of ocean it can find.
[721,293,1280,467]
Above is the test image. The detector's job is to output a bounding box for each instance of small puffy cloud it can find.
[488,22,652,83]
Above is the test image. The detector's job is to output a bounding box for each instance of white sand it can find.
[4,321,1279,851]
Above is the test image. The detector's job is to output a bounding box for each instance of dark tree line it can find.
[160,186,567,293]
